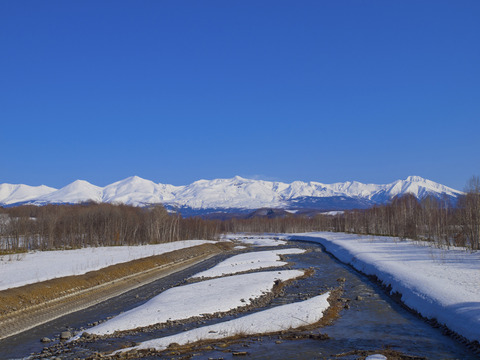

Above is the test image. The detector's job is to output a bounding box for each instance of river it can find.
[0,239,477,359]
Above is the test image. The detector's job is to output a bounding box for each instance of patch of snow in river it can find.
[366,355,387,360]
[116,291,330,354]
[236,237,288,247]
[84,270,305,336]
[190,248,305,279]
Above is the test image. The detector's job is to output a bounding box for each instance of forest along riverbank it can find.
[7,237,478,360]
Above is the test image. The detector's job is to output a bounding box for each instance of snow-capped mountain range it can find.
[0,176,463,215]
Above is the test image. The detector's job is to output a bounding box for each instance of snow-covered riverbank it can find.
[284,232,480,343]
[0,240,215,291]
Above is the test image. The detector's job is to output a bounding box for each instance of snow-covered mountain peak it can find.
[401,176,460,195]
[188,176,248,190]
[0,183,57,205]
[120,175,141,183]
[217,176,250,185]
[37,180,103,204]
[370,176,463,203]
[405,175,427,182]
[102,176,168,205]
[232,175,247,182]
[65,179,97,189]
[110,175,152,186]
[0,175,463,213]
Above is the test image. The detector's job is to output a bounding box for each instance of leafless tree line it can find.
[219,215,326,234]
[0,203,219,253]
[332,177,480,250]
[1,177,479,253]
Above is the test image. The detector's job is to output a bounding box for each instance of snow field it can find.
[287,232,480,343]
[190,248,306,279]
[0,240,215,291]
[116,291,331,354]
[84,270,305,336]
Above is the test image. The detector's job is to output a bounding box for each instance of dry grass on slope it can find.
[0,242,233,317]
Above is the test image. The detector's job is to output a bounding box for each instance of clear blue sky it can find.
[1,1,479,190]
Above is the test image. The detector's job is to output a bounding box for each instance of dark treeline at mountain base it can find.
[0,203,219,253]
[1,177,479,252]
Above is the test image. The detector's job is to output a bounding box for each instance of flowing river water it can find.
[0,239,478,359]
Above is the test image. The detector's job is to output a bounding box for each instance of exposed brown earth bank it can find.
[0,242,233,341]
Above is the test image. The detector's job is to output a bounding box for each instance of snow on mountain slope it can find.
[0,184,57,205]
[35,180,103,204]
[171,176,287,209]
[327,180,382,198]
[0,175,463,210]
[281,181,333,199]
[370,176,461,204]
[280,180,381,199]
[390,175,459,198]
[103,176,179,206]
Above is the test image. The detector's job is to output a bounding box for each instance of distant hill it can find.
[0,175,462,216]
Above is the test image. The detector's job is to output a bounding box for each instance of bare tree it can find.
[457,176,480,249]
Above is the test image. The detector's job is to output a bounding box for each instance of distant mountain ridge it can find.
[0,175,463,215]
